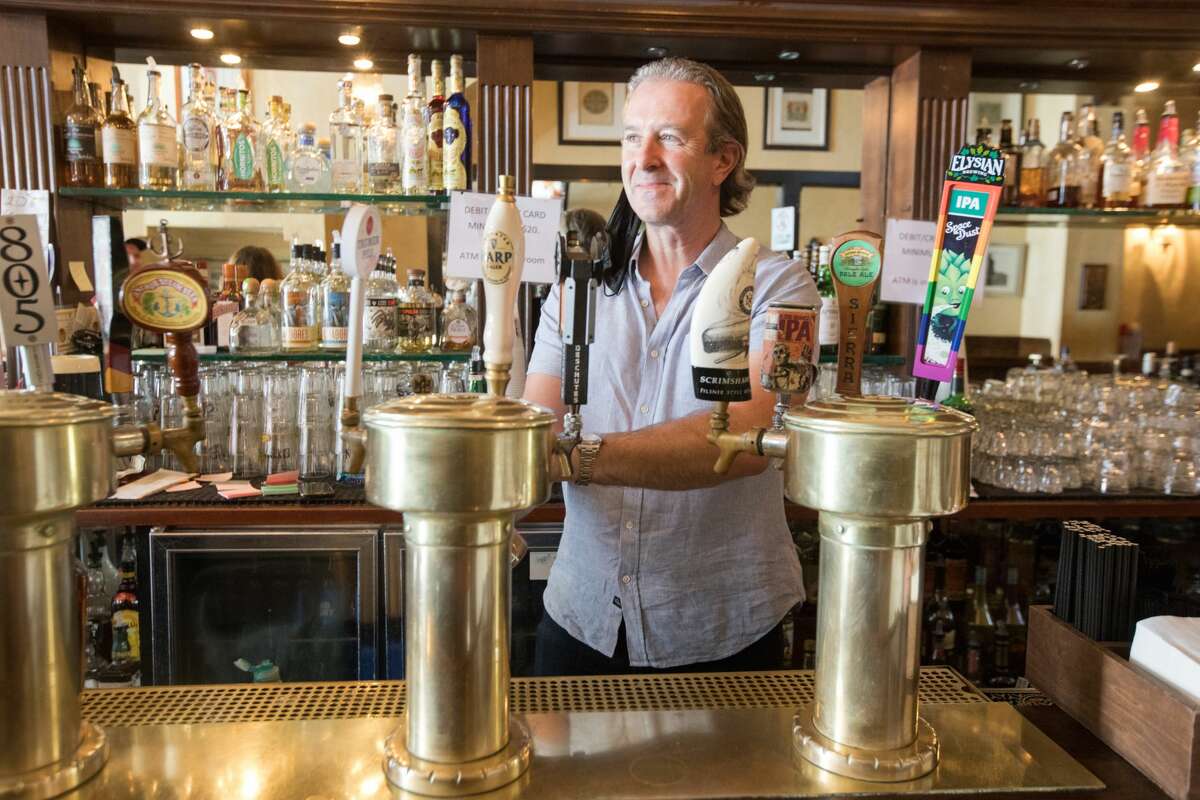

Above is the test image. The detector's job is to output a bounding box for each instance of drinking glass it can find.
[299,366,335,480]
[197,366,232,474]
[262,366,298,475]
[229,366,265,479]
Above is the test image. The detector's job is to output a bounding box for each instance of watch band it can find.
[575,436,602,486]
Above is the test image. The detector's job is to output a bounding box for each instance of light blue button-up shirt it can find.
[527,223,818,668]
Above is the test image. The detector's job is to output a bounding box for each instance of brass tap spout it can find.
[160,394,204,474]
[707,401,766,474]
[341,395,367,475]
[552,409,582,483]
[485,362,511,398]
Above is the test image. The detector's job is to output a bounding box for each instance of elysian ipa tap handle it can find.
[482,174,525,397]
[828,230,882,398]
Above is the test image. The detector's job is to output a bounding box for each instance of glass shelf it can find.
[132,348,468,363]
[818,353,904,365]
[58,187,449,214]
[997,206,1200,225]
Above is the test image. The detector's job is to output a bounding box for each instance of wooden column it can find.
[475,35,533,195]
[0,12,54,193]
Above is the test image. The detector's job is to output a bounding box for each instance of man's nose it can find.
[630,136,662,171]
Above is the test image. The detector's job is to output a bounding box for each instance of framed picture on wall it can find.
[967,92,1023,140]
[1079,263,1108,310]
[763,87,829,150]
[984,244,1025,296]
[559,82,627,145]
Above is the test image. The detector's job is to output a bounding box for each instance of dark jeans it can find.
[533,612,785,676]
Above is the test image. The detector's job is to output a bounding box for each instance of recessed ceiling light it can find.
[1193,62,1200,73]
[338,33,361,46]
[220,52,241,65]
[1018,80,1040,90]
[1066,58,1089,70]
[190,27,214,41]
[778,50,800,61]
[353,57,374,71]
[1135,80,1160,93]
[754,72,776,83]
[646,46,668,58]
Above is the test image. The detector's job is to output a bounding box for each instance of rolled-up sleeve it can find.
[527,280,563,378]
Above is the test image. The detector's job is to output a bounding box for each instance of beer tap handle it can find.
[338,205,383,476]
[482,175,525,397]
[828,230,883,398]
[559,232,601,410]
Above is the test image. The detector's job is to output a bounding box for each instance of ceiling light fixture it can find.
[646,46,668,58]
[1066,58,1089,70]
[353,57,374,71]
[778,50,800,61]
[220,52,242,65]
[1135,80,1160,93]
[754,72,776,83]
[339,33,361,46]
[1193,62,1200,73]
[190,27,214,41]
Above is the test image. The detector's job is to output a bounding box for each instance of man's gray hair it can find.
[627,58,755,217]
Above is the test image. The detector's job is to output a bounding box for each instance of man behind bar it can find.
[525,58,819,674]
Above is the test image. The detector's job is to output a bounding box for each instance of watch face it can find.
[582,434,601,445]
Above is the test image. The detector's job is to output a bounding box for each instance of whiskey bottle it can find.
[1046,111,1081,207]
[320,236,351,351]
[397,269,437,353]
[219,89,263,191]
[440,286,477,351]
[63,58,101,187]
[402,55,429,194]
[280,243,321,351]
[1129,108,1151,207]
[262,95,289,192]
[1017,119,1047,207]
[426,59,446,193]
[287,123,332,192]
[364,254,399,353]
[365,95,400,193]
[443,54,472,191]
[998,119,1020,206]
[179,64,217,190]
[1075,105,1104,208]
[1145,100,1189,209]
[1100,111,1133,208]
[329,78,363,193]
[101,68,137,189]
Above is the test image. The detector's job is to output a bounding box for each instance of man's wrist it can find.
[574,433,602,485]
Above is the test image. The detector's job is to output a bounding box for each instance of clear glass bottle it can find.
[397,268,438,353]
[1017,118,1046,207]
[443,54,472,191]
[101,70,138,189]
[440,287,477,351]
[1100,111,1134,208]
[179,63,217,190]
[287,123,332,192]
[320,237,351,351]
[63,58,102,187]
[1145,99,1189,209]
[219,89,263,191]
[209,262,243,348]
[426,59,446,193]
[1129,108,1152,207]
[998,119,1020,206]
[1046,112,1081,208]
[136,68,177,189]
[330,78,363,193]
[364,253,399,353]
[230,279,281,354]
[1075,105,1104,208]
[365,95,400,193]
[280,243,321,351]
[402,55,429,194]
[262,95,289,192]
[816,244,838,361]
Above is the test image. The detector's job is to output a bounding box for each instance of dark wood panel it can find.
[859,75,889,234]
[477,35,533,195]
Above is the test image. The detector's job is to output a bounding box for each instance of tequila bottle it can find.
[364,253,399,353]
[1046,112,1081,208]
[330,78,363,192]
[1017,119,1046,207]
[63,58,101,187]
[262,95,289,192]
[287,123,332,192]
[402,55,429,194]
[219,89,263,191]
[998,119,1020,206]
[426,59,446,193]
[320,236,351,351]
[230,280,282,354]
[101,69,137,189]
[1100,111,1133,208]
[440,287,477,351]
[179,64,217,190]
[137,68,177,189]
[365,95,400,193]
[397,269,438,353]
[280,243,321,351]
[1129,108,1151,207]
[1075,105,1104,208]
[1145,100,1189,209]
[443,54,472,191]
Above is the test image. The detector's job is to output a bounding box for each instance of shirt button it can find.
[625,521,633,530]
[640,299,649,308]
[621,575,632,585]
[639,404,649,414]
[650,349,659,359]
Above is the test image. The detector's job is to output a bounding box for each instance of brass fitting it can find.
[707,401,766,474]
[485,362,511,398]
[112,422,160,457]
[160,394,204,474]
[341,395,367,475]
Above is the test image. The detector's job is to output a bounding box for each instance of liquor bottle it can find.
[1046,111,1081,207]
[330,78,363,193]
[941,357,974,415]
[1075,105,1105,208]
[925,587,957,667]
[1004,565,1027,678]
[426,59,446,193]
[219,89,263,191]
[468,346,487,393]
[986,617,1017,688]
[1100,111,1133,208]
[1145,100,1189,209]
[1188,115,1200,212]
[230,279,282,354]
[942,523,969,606]
[364,253,399,353]
[397,268,438,353]
[179,64,217,190]
[443,54,472,191]
[280,243,321,351]
[365,95,400,193]
[110,536,140,668]
[209,262,243,348]
[968,565,995,664]
[815,244,838,361]
[964,628,984,684]
[101,68,137,189]
[440,286,477,351]
[287,123,332,192]
[320,236,351,351]
[1127,108,1151,207]
[262,95,289,192]
[402,55,429,194]
[1017,119,1047,207]
[998,119,1021,206]
[63,58,102,187]
[137,67,178,189]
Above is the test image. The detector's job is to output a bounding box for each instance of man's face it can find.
[621,79,735,227]
[125,244,141,270]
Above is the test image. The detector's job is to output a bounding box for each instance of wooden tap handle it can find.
[829,230,883,398]
[165,331,200,398]
[119,260,210,400]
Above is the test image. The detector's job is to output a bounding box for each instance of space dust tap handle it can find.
[828,229,883,398]
[114,257,209,472]
[482,174,525,397]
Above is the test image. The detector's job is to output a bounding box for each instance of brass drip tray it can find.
[81,668,985,728]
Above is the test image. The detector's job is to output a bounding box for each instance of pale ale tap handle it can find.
[481,174,524,397]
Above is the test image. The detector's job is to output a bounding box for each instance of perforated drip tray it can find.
[81,667,984,728]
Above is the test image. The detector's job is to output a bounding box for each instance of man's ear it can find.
[713,140,740,187]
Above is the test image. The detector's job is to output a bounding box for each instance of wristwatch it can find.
[574,434,602,486]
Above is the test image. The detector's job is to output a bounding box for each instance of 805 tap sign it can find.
[0,215,55,346]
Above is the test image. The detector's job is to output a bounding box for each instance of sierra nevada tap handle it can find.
[829,230,883,398]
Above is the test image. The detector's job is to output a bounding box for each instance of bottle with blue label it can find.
[320,235,351,351]
[443,54,471,191]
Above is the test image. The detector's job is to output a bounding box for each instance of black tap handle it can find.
[560,233,603,408]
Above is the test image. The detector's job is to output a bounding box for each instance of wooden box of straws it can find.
[1028,604,1200,800]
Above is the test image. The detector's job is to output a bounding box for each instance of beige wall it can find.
[1121,225,1200,350]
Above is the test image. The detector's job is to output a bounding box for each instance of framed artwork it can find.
[983,244,1025,296]
[1079,262,1109,310]
[763,87,829,150]
[967,92,1023,140]
[558,82,627,145]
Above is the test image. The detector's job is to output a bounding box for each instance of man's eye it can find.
[660,133,679,144]
[622,133,640,146]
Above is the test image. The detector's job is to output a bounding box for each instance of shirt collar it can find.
[628,222,738,283]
